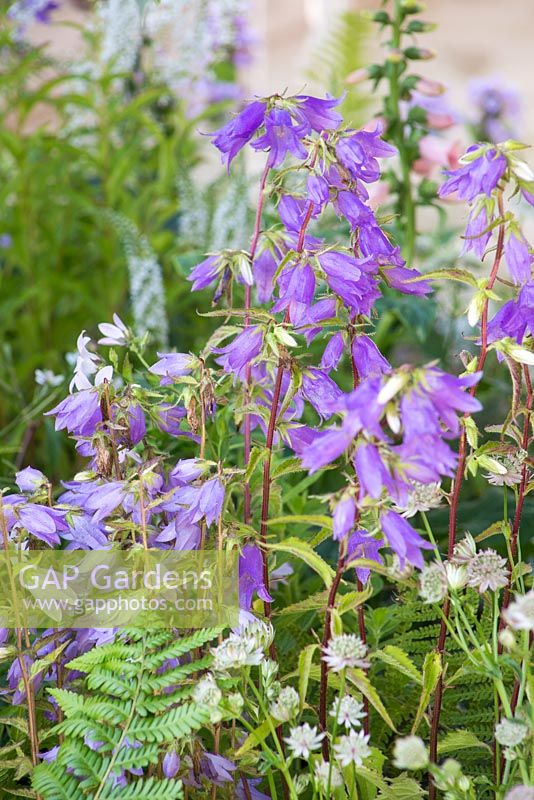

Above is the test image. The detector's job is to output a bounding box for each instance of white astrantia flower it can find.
[284,723,324,759]
[393,736,429,770]
[397,482,443,518]
[419,562,448,604]
[329,695,366,729]
[333,730,371,768]
[466,549,509,593]
[495,718,529,748]
[269,686,299,723]
[322,633,369,672]
[240,619,274,652]
[313,759,343,790]
[211,635,263,672]
[484,450,527,487]
[504,590,534,632]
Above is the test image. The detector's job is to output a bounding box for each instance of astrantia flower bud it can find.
[393,736,428,770]
[494,718,529,747]
[419,562,448,604]
[398,482,443,518]
[314,759,343,790]
[269,686,299,722]
[498,628,516,651]
[193,674,222,707]
[451,533,477,564]
[466,549,509,593]
[444,562,468,591]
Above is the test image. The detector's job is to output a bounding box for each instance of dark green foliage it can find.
[31,627,221,799]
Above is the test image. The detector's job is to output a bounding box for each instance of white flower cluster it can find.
[495,718,529,748]
[322,633,369,672]
[393,735,428,770]
[330,695,366,729]
[504,590,534,632]
[98,0,142,75]
[269,686,299,723]
[211,619,273,672]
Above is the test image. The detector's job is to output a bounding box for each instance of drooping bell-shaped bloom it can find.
[488,281,534,344]
[320,332,345,372]
[62,515,110,550]
[505,231,533,285]
[210,100,267,169]
[272,263,315,325]
[293,94,343,132]
[149,352,196,386]
[81,481,128,524]
[300,369,343,418]
[410,367,482,437]
[126,403,146,445]
[213,326,264,383]
[462,206,492,260]
[253,249,278,303]
[15,466,47,493]
[439,145,507,201]
[174,478,225,527]
[306,175,330,211]
[351,336,390,380]
[239,544,273,611]
[353,442,397,501]
[46,389,102,437]
[17,504,68,547]
[318,251,381,315]
[346,529,384,583]
[163,750,180,779]
[251,108,308,167]
[380,510,434,570]
[382,265,433,296]
[155,403,187,436]
[333,496,356,541]
[336,127,396,183]
[188,255,222,292]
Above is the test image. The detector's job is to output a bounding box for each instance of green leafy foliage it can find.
[31,627,220,799]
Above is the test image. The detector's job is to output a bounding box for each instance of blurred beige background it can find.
[29,0,534,140]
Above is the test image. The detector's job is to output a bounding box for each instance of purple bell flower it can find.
[319,251,381,315]
[46,389,102,437]
[380,510,434,570]
[336,127,397,183]
[462,206,492,260]
[62,515,110,550]
[320,331,345,372]
[351,336,390,380]
[17,504,67,547]
[163,750,180,779]
[251,108,308,167]
[210,100,267,169]
[155,404,187,436]
[439,146,507,202]
[272,263,315,325]
[253,249,278,303]
[306,175,330,210]
[213,326,264,383]
[188,255,222,291]
[15,466,47,493]
[347,529,384,584]
[300,369,343,418]
[239,544,273,610]
[333,496,356,541]
[488,281,534,344]
[149,352,196,386]
[353,442,397,501]
[505,231,533,285]
[294,94,343,132]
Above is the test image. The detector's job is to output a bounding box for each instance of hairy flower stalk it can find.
[428,193,506,795]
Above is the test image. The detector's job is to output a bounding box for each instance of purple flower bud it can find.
[353,442,396,501]
[333,496,356,541]
[351,336,390,380]
[382,265,432,296]
[306,175,330,209]
[163,750,180,779]
[239,544,273,611]
[380,510,434,570]
[15,466,47,493]
[127,403,146,445]
[210,100,267,170]
[505,231,533,285]
[320,332,345,372]
[272,263,315,325]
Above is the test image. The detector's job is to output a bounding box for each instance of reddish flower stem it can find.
[244,161,271,524]
[428,194,506,798]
